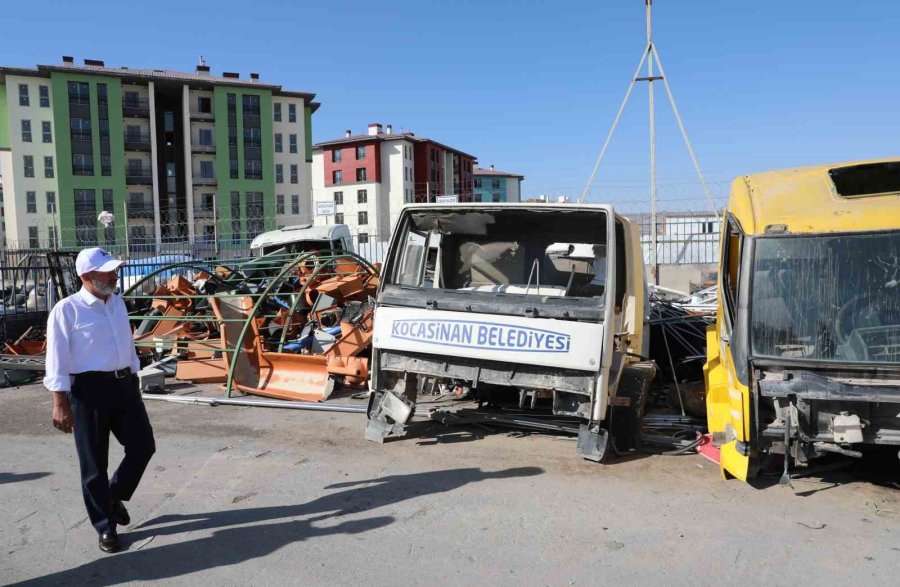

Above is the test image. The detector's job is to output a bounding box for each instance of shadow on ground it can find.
[749,448,900,494]
[15,466,542,586]
[0,472,51,485]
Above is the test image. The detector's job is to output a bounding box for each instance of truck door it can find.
[705,216,751,480]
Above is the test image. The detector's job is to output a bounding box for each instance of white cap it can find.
[75,247,126,276]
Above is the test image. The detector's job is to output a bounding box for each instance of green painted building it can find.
[0,57,319,252]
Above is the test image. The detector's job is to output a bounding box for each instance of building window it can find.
[48,226,58,248]
[28,226,39,248]
[44,156,54,178]
[334,191,343,204]
[275,133,283,153]
[474,178,482,188]
[198,96,212,113]
[246,191,265,238]
[332,149,342,163]
[274,102,282,122]
[288,103,297,122]
[289,134,297,154]
[200,160,214,178]
[332,170,343,184]
[245,159,263,180]
[201,193,214,211]
[492,179,501,189]
[291,195,300,215]
[46,191,56,214]
[123,91,140,107]
[357,189,367,203]
[358,233,369,244]
[355,146,366,160]
[19,84,29,107]
[97,84,108,106]
[358,211,368,225]
[276,164,284,183]
[276,194,285,214]
[356,168,367,182]
[26,191,37,213]
[21,120,32,142]
[198,128,213,146]
[42,121,52,143]
[335,212,344,224]
[39,85,50,107]
[230,158,239,179]
[492,193,502,203]
[68,82,89,104]
[23,155,34,177]
[70,117,91,141]
[73,153,93,176]
[230,191,241,243]
[290,164,298,184]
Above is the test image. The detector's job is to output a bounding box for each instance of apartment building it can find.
[0,57,318,250]
[311,123,477,238]
[473,165,524,202]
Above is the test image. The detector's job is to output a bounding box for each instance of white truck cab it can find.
[366,203,651,460]
[249,224,354,257]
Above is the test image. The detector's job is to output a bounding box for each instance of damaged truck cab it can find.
[706,159,900,481]
[366,203,650,460]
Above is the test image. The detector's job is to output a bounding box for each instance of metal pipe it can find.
[141,393,367,413]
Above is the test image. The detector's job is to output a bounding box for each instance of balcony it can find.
[193,205,215,218]
[194,174,217,186]
[124,132,152,151]
[126,168,153,185]
[191,142,216,153]
[190,110,215,121]
[127,202,154,218]
[122,99,150,118]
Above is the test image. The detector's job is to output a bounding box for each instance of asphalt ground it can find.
[2,382,899,586]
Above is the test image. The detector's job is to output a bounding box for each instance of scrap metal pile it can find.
[123,250,379,402]
[647,288,716,418]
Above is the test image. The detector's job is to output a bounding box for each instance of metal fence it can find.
[0,211,722,341]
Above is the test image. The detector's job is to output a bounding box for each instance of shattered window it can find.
[751,231,900,364]
[390,209,609,298]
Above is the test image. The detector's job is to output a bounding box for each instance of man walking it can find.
[44,247,155,553]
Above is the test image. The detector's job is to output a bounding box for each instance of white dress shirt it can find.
[43,288,141,392]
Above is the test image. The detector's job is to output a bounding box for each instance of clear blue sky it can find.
[4,0,899,206]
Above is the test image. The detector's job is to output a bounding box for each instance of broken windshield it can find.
[389,208,610,300]
[750,231,900,365]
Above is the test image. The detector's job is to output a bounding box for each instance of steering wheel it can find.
[834,291,900,344]
[834,293,868,345]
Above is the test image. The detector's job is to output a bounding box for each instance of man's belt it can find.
[73,368,132,379]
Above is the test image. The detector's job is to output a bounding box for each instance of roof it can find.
[473,167,524,179]
[314,132,477,160]
[729,157,900,235]
[400,202,614,214]
[0,63,316,104]
[249,224,351,249]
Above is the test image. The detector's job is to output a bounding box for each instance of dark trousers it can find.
[68,372,156,534]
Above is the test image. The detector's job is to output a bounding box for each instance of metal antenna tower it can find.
[578,0,717,283]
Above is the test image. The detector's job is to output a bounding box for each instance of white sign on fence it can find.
[435,195,459,204]
[315,201,336,216]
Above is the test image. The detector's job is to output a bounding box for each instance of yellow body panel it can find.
[705,319,751,481]
[729,157,900,236]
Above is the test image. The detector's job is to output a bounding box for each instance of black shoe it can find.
[99,529,120,553]
[111,500,130,526]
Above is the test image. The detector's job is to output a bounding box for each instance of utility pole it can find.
[578,0,717,286]
[645,0,659,284]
